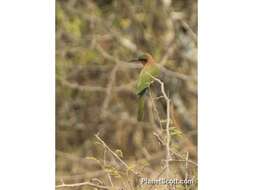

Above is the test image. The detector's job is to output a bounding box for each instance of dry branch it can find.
[56,181,111,189]
[101,62,119,116]
[146,72,171,177]
[95,134,139,177]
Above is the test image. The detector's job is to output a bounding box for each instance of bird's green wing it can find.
[137,95,145,121]
[136,64,160,95]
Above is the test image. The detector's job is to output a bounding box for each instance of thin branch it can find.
[58,76,135,93]
[146,72,171,177]
[104,149,114,187]
[159,66,193,81]
[56,181,111,189]
[171,150,198,166]
[153,95,164,100]
[185,152,189,189]
[101,62,119,116]
[95,44,127,65]
[149,88,163,129]
[56,171,106,181]
[180,20,197,44]
[95,134,139,177]
[153,132,166,146]
[57,76,106,92]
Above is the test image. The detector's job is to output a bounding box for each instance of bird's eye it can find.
[139,58,147,62]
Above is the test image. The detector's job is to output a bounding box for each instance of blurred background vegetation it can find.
[56,0,197,189]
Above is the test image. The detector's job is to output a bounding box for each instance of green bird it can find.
[130,53,160,121]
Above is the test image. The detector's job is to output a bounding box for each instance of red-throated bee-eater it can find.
[130,53,160,121]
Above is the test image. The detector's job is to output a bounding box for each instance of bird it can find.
[130,53,160,121]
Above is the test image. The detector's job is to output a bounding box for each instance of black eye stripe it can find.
[139,58,147,62]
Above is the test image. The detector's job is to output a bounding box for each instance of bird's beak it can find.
[129,58,139,63]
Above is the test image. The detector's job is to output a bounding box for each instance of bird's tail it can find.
[137,94,145,121]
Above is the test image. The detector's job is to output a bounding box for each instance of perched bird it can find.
[130,53,160,121]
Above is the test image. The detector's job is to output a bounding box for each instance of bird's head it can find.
[129,53,154,65]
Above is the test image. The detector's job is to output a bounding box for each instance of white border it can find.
[0,0,253,189]
[199,0,253,189]
[0,1,55,190]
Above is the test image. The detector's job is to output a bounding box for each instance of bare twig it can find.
[159,66,193,81]
[153,132,166,146]
[95,134,139,176]
[101,62,119,116]
[96,44,127,65]
[159,47,172,66]
[56,171,106,181]
[104,149,114,187]
[153,95,164,100]
[149,88,163,129]
[58,76,135,93]
[185,152,189,189]
[181,20,197,44]
[57,76,106,92]
[56,181,111,189]
[146,72,171,177]
[171,150,197,166]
